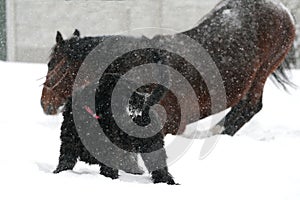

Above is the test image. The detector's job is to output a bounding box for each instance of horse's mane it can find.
[49,36,108,64]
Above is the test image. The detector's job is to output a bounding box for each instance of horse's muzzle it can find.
[41,100,57,115]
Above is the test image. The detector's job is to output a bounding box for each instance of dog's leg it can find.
[141,150,176,185]
[54,103,79,174]
[140,135,176,185]
[53,131,78,173]
[99,164,119,180]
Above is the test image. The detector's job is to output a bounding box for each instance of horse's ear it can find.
[56,31,64,44]
[73,29,80,37]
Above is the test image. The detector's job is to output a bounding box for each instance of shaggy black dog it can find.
[96,74,175,184]
[53,83,143,178]
[54,98,136,179]
[54,76,176,184]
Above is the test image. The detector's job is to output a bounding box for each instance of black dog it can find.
[54,96,142,179]
[54,76,176,184]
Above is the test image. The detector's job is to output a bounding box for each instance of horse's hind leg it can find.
[219,95,263,136]
[216,68,269,137]
[217,44,291,137]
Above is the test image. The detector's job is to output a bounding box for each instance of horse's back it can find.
[182,0,295,107]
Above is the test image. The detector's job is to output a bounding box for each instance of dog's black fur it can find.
[52,28,175,184]
[54,97,119,179]
[54,75,176,184]
[96,74,175,184]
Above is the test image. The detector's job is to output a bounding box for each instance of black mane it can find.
[50,36,107,63]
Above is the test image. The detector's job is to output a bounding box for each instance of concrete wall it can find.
[283,0,300,67]
[5,0,300,65]
[5,0,219,63]
[0,0,6,60]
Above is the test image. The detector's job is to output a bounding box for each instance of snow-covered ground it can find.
[0,61,299,200]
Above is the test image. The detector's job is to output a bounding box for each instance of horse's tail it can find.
[271,44,297,90]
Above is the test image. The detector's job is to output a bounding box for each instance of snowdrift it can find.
[0,61,299,200]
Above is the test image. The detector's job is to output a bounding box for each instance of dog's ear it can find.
[73,29,80,37]
[56,31,64,44]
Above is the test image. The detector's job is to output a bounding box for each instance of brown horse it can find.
[41,0,295,184]
[41,0,295,137]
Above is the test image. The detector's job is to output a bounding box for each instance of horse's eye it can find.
[48,60,55,71]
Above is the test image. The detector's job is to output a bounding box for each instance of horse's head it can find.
[41,29,82,115]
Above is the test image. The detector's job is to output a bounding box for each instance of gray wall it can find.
[284,0,300,66]
[4,0,300,65]
[0,0,6,60]
[5,0,219,63]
